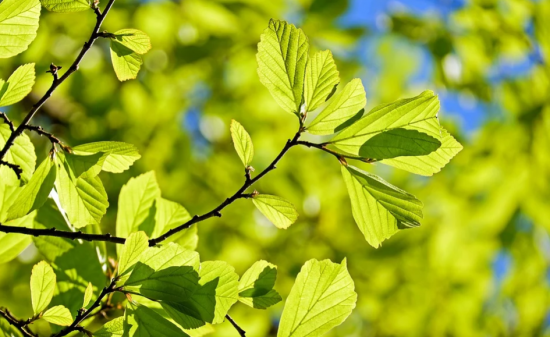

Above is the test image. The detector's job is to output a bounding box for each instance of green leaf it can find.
[64,152,105,178]
[110,41,143,82]
[41,0,90,12]
[117,231,149,278]
[31,261,56,315]
[0,211,33,264]
[230,120,254,167]
[54,152,109,228]
[304,50,340,112]
[252,194,298,229]
[116,172,160,241]
[341,165,423,248]
[111,29,151,54]
[124,302,189,337]
[358,128,441,160]
[83,282,93,308]
[0,316,23,337]
[0,123,36,184]
[307,78,366,135]
[6,157,56,221]
[42,305,73,326]
[32,199,74,261]
[0,182,19,222]
[277,259,357,337]
[0,63,36,107]
[93,317,124,337]
[380,128,463,175]
[0,0,40,58]
[72,141,141,173]
[257,19,309,114]
[331,90,441,155]
[150,197,196,249]
[238,260,282,309]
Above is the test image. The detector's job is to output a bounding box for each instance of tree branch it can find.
[0,112,14,132]
[24,125,70,152]
[0,0,116,165]
[225,314,246,337]
[0,223,126,244]
[0,308,37,337]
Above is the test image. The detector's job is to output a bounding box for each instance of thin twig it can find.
[0,112,14,132]
[0,160,22,179]
[295,140,375,164]
[225,314,246,337]
[0,0,116,166]
[0,308,37,337]
[0,223,126,244]
[24,125,71,152]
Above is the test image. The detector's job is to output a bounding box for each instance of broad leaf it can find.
[358,128,441,160]
[7,157,56,221]
[0,123,36,184]
[0,0,40,58]
[230,120,254,167]
[111,29,151,54]
[64,152,105,178]
[380,128,463,175]
[110,41,143,81]
[257,19,308,114]
[117,231,149,278]
[0,211,33,264]
[54,152,109,228]
[331,90,441,155]
[42,0,90,12]
[124,302,189,337]
[42,305,73,326]
[252,194,298,229]
[278,259,357,337]
[307,78,366,135]
[0,63,36,107]
[31,261,56,315]
[304,50,339,112]
[83,282,93,308]
[93,317,124,337]
[238,260,282,309]
[150,197,196,249]
[341,165,423,248]
[72,141,141,173]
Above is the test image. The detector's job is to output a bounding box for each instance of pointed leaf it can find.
[111,29,151,54]
[150,197,196,249]
[124,302,189,337]
[358,128,441,160]
[31,261,56,315]
[238,260,281,309]
[83,282,93,308]
[42,0,90,12]
[0,124,36,184]
[230,120,254,167]
[341,165,423,248]
[42,305,73,326]
[110,41,143,81]
[117,231,149,278]
[278,259,357,337]
[0,63,36,107]
[0,0,40,58]
[257,19,309,114]
[93,317,124,337]
[72,141,141,173]
[304,50,339,112]
[252,194,298,229]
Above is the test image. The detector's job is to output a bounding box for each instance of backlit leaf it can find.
[0,63,36,107]
[0,211,33,264]
[110,41,143,81]
[83,282,93,308]
[0,0,41,58]
[0,123,36,184]
[358,128,441,160]
[42,305,73,326]
[117,231,149,278]
[304,50,339,112]
[31,261,56,315]
[230,120,254,167]
[111,29,151,54]
[42,0,90,12]
[124,302,188,337]
[238,260,282,309]
[72,141,141,173]
[252,194,298,229]
[93,317,124,337]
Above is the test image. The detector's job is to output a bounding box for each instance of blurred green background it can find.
[2,0,550,336]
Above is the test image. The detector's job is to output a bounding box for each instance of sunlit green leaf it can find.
[111,29,151,54]
[278,259,357,337]
[93,316,124,337]
[150,197,196,249]
[42,0,90,12]
[0,211,33,264]
[31,261,56,315]
[304,50,339,112]
[238,260,282,309]
[230,120,254,167]
[72,141,141,173]
[124,302,189,337]
[257,19,309,114]
[110,41,143,81]
[64,152,105,178]
[252,194,298,229]
[358,128,441,160]
[0,0,41,58]
[117,231,149,278]
[32,199,74,261]
[0,63,36,107]
[82,282,94,308]
[0,124,36,184]
[42,305,73,326]
[341,165,423,248]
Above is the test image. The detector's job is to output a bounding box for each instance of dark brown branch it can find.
[296,140,375,164]
[226,314,246,337]
[0,223,126,244]
[0,160,22,179]
[0,112,14,132]
[51,278,117,337]
[0,308,37,337]
[0,0,116,166]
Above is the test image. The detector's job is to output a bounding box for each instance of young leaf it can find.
[252,194,298,229]
[0,124,36,184]
[358,128,441,160]
[41,0,90,13]
[304,50,340,112]
[54,152,109,228]
[111,29,151,54]
[110,41,143,81]
[31,261,56,315]
[6,157,56,221]
[341,165,423,248]
[238,260,282,309]
[0,63,36,107]
[72,141,141,173]
[257,19,309,114]
[83,282,93,308]
[93,316,124,337]
[115,171,160,241]
[307,78,366,135]
[0,0,41,58]
[150,197,196,249]
[331,90,441,155]
[0,211,33,264]
[42,305,73,326]
[124,302,188,337]
[278,259,357,337]
[380,128,463,175]
[117,231,149,278]
[230,120,254,167]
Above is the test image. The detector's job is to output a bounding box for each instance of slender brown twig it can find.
[0,112,14,132]
[226,314,246,337]
[0,308,37,337]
